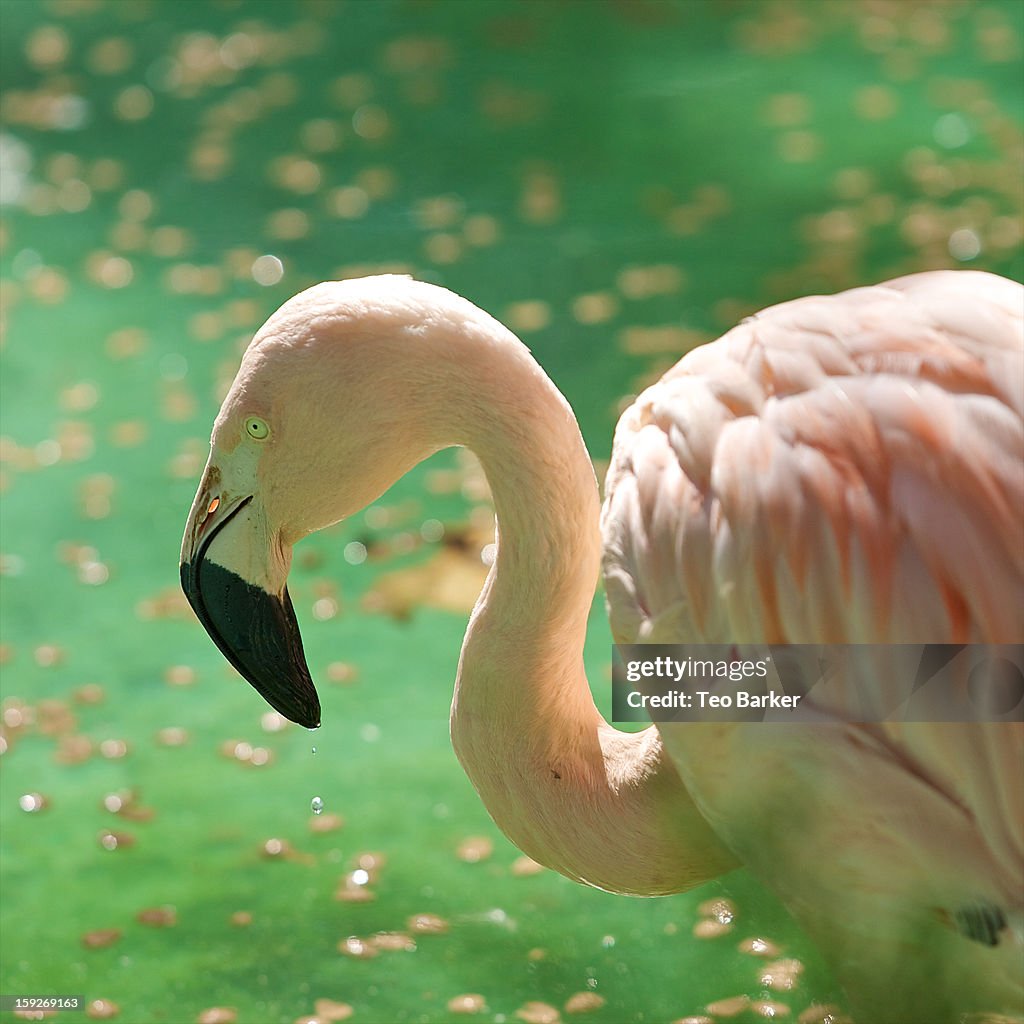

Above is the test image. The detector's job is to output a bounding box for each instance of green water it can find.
[1,1,1021,1022]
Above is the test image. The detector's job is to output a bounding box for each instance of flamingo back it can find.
[600,270,1024,1021]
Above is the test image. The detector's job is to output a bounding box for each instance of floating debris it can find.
[362,540,489,618]
[571,292,618,326]
[337,936,378,959]
[55,735,93,765]
[246,746,273,767]
[101,790,154,821]
[310,796,324,815]
[705,995,751,1018]
[697,897,736,924]
[796,1006,852,1024]
[230,911,253,927]
[99,739,130,759]
[510,855,545,877]
[155,727,190,747]
[326,661,359,684]
[564,991,606,1014]
[85,999,120,1019]
[2,700,32,729]
[261,711,289,732]
[739,936,782,957]
[164,664,197,686]
[136,905,177,927]
[196,1009,237,1024]
[309,811,344,834]
[33,644,64,668]
[98,830,135,851]
[407,912,449,935]
[353,850,386,873]
[37,699,76,735]
[447,993,487,1014]
[312,999,353,1022]
[370,931,416,952]
[82,928,122,949]
[73,683,106,704]
[669,1017,713,1024]
[760,958,804,992]
[456,835,493,863]
[693,917,733,939]
[260,838,294,859]
[18,792,48,812]
[752,1000,792,1018]
[515,1001,561,1024]
[334,875,375,903]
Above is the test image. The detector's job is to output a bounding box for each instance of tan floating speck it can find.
[796,1006,852,1024]
[86,998,120,1019]
[309,812,344,834]
[136,905,177,927]
[752,1000,792,1018]
[99,739,129,759]
[407,912,449,935]
[98,829,135,851]
[738,936,781,957]
[697,897,736,923]
[705,994,751,1017]
[515,1001,561,1024]
[155,727,189,747]
[338,936,378,959]
[313,999,353,1022]
[564,991,606,1014]
[164,665,197,687]
[260,837,293,858]
[196,1009,237,1024]
[693,918,733,939]
[327,661,359,684]
[457,836,494,863]
[370,931,416,952]
[55,734,92,764]
[510,855,544,877]
[82,929,122,949]
[447,993,487,1014]
[354,850,387,872]
[760,958,804,992]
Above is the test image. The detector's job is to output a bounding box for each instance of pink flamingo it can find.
[181,270,1023,1022]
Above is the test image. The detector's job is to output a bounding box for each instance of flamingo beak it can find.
[180,473,321,729]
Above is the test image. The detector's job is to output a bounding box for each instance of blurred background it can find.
[1,1,1021,1022]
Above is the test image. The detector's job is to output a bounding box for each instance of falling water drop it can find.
[311,796,324,815]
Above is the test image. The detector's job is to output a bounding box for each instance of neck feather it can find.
[392,290,735,895]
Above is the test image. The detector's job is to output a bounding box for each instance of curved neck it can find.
[413,303,735,895]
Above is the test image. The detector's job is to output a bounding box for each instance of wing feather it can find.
[601,271,1024,1020]
[603,270,1024,646]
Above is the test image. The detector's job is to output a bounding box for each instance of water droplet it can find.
[311,796,324,815]
[311,745,317,755]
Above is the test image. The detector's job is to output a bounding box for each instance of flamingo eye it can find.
[245,416,270,440]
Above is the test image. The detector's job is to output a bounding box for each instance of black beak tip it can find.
[180,556,323,731]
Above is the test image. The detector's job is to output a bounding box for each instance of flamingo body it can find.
[602,270,1024,1021]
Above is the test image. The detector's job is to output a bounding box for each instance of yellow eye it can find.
[245,416,270,440]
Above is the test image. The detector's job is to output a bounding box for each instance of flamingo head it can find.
[179,277,447,729]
